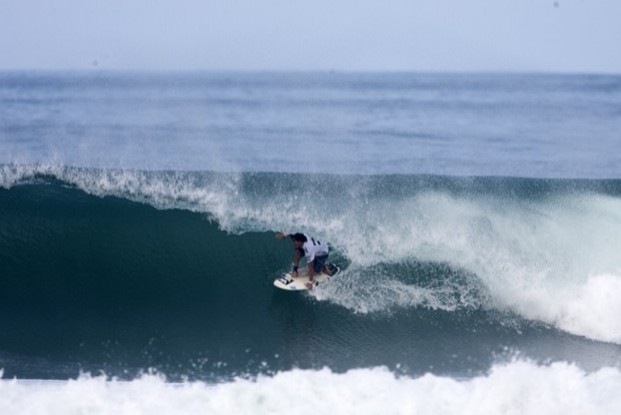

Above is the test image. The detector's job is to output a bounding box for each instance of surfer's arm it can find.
[305,262,316,290]
[275,232,288,240]
[289,248,302,276]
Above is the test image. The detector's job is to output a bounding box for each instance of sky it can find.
[1,0,620,73]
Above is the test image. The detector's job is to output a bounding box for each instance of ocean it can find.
[1,72,620,413]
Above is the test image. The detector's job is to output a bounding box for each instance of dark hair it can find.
[290,233,307,242]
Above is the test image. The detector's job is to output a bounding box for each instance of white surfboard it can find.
[273,263,340,291]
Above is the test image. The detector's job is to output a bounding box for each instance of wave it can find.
[2,360,621,415]
[2,163,621,345]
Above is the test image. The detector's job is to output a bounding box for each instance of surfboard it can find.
[273,263,340,291]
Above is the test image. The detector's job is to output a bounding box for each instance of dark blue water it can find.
[2,72,620,177]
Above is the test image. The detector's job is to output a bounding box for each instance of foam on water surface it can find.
[1,360,620,415]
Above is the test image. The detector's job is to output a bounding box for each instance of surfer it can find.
[275,232,332,289]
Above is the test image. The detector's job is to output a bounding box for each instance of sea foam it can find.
[1,360,620,415]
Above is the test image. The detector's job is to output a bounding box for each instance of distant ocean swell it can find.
[2,163,621,346]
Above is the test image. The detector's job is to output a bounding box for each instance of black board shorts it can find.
[313,254,328,273]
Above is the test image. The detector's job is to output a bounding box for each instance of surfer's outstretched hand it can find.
[275,232,287,240]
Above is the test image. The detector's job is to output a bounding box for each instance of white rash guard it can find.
[302,234,329,263]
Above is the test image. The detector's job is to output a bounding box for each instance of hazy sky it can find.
[1,0,620,73]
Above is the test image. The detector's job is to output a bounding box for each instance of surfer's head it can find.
[290,233,307,247]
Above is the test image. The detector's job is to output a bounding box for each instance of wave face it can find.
[1,165,621,380]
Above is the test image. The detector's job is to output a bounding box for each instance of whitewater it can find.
[2,361,621,415]
[1,72,621,413]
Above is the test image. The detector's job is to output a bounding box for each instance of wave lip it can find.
[1,360,620,415]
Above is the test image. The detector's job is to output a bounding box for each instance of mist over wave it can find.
[2,163,621,345]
